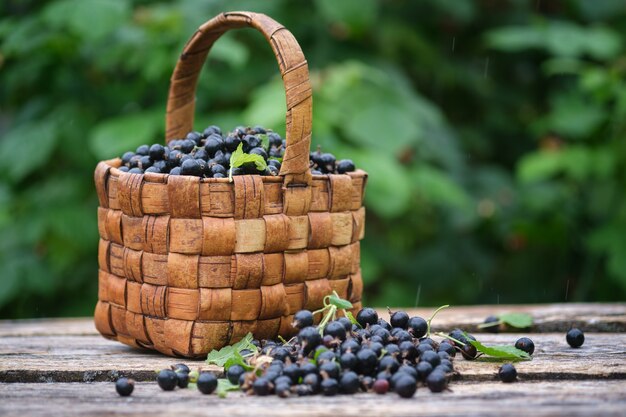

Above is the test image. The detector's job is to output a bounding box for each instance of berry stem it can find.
[477,320,503,329]
[426,304,450,337]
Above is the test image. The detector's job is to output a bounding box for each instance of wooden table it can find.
[1,303,625,416]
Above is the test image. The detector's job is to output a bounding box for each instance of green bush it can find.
[1,0,625,318]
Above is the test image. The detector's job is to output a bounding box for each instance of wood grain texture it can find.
[0,380,624,417]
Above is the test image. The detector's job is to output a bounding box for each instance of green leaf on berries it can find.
[223,351,253,371]
[216,379,240,398]
[328,293,353,310]
[206,332,258,367]
[230,143,268,171]
[498,312,533,329]
[259,134,270,151]
[469,339,531,361]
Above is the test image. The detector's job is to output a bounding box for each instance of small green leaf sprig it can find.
[228,143,267,181]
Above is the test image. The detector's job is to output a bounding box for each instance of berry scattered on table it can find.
[115,377,134,397]
[514,337,535,355]
[197,372,218,394]
[157,369,178,391]
[566,328,585,348]
[115,125,357,177]
[498,363,518,383]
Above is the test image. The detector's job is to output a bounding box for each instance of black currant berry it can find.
[197,372,218,394]
[180,139,195,154]
[394,375,417,398]
[397,364,418,380]
[420,350,441,367]
[172,363,190,374]
[128,167,143,174]
[224,135,241,152]
[498,363,517,383]
[438,342,456,357]
[181,158,202,176]
[339,371,360,394]
[336,159,356,174]
[118,166,130,172]
[340,352,358,370]
[321,378,339,396]
[227,364,246,385]
[515,337,535,355]
[157,369,178,391]
[115,377,134,396]
[204,136,224,156]
[298,326,322,354]
[121,151,135,165]
[169,167,182,175]
[268,132,282,148]
[149,144,166,160]
[136,144,150,156]
[566,328,585,348]
[483,315,500,333]
[275,383,291,398]
[460,344,478,360]
[426,370,447,393]
[378,355,400,373]
[356,308,379,328]
[283,364,303,383]
[324,321,347,341]
[407,316,428,338]
[319,362,340,380]
[390,310,410,329]
[293,310,314,329]
[203,125,222,137]
[416,361,433,381]
[252,377,271,396]
[176,372,189,388]
[356,348,378,375]
[303,373,321,394]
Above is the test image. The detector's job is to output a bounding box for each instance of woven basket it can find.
[93,11,367,358]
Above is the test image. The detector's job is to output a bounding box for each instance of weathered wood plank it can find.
[0,333,624,382]
[1,303,623,338]
[0,380,625,417]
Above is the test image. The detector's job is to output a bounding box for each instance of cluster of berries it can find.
[116,125,356,178]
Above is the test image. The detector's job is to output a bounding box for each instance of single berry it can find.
[303,373,321,394]
[460,344,478,360]
[319,362,340,380]
[336,159,356,174]
[420,350,441,367]
[118,166,130,172]
[252,377,271,396]
[356,348,378,375]
[566,328,585,348]
[416,361,433,381]
[275,383,291,398]
[128,167,143,174]
[197,372,218,394]
[204,136,224,156]
[483,315,501,333]
[283,364,303,383]
[397,364,418,380]
[438,342,456,357]
[324,321,347,341]
[115,378,134,396]
[356,308,379,328]
[169,167,182,175]
[121,151,135,165]
[320,378,339,396]
[298,326,322,354]
[373,378,389,395]
[149,144,166,160]
[203,125,222,137]
[157,369,178,391]
[515,337,535,355]
[407,316,428,338]
[186,131,203,145]
[378,355,400,373]
[136,144,150,156]
[176,372,189,388]
[145,166,160,173]
[390,311,410,329]
[180,139,195,153]
[249,147,268,160]
[227,364,246,385]
[268,132,282,147]
[181,158,202,176]
[426,370,447,393]
[340,352,358,370]
[339,371,360,394]
[300,362,319,376]
[394,375,417,398]
[498,363,517,383]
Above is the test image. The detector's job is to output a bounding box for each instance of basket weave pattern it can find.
[93,11,366,357]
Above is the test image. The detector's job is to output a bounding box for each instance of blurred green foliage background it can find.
[1,0,626,318]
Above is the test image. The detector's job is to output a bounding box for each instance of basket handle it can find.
[166,11,312,187]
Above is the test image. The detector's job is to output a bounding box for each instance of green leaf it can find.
[328,293,353,310]
[89,111,161,160]
[223,351,253,371]
[258,134,270,151]
[206,332,258,367]
[216,379,240,398]
[0,120,58,183]
[228,143,268,179]
[469,339,531,361]
[43,0,131,42]
[498,313,533,329]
